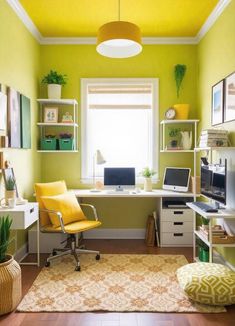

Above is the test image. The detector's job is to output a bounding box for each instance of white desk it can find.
[0,203,40,266]
[73,189,195,247]
[187,202,235,262]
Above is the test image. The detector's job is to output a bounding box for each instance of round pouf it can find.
[177,262,235,306]
[0,255,22,315]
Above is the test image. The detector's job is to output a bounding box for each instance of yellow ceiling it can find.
[19,0,219,38]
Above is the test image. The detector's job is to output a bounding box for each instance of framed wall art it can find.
[20,94,31,149]
[211,80,224,126]
[44,107,58,123]
[7,87,21,148]
[0,91,7,131]
[224,71,235,123]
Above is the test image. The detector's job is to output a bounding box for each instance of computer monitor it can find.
[163,167,191,192]
[104,167,135,191]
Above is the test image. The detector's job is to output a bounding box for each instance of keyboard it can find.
[192,201,218,213]
[105,190,130,194]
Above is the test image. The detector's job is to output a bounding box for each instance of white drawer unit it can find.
[160,197,194,247]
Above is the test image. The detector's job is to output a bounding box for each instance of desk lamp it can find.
[90,150,106,192]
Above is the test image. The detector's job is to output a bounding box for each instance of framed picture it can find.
[211,80,224,126]
[224,71,235,123]
[2,167,19,197]
[20,95,31,149]
[44,107,58,123]
[7,87,21,148]
[0,92,7,131]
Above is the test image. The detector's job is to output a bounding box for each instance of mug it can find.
[8,197,16,208]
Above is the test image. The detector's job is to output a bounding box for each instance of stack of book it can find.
[199,129,229,148]
[199,225,226,240]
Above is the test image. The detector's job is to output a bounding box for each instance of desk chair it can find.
[35,180,101,271]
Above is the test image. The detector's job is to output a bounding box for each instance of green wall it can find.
[40,44,197,228]
[197,1,235,265]
[0,1,41,251]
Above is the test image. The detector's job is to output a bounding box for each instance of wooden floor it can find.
[1,239,235,326]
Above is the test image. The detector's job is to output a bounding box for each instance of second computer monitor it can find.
[104,167,135,191]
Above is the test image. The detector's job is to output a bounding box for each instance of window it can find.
[81,78,159,183]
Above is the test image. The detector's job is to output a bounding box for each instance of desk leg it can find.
[193,212,196,261]
[37,218,40,266]
[209,219,213,263]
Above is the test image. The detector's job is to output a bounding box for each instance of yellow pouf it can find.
[173,104,189,119]
[177,262,235,306]
[0,255,22,315]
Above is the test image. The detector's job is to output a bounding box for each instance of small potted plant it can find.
[0,216,22,315]
[59,132,74,151]
[168,127,181,149]
[173,64,189,119]
[41,70,67,99]
[140,167,156,192]
[5,176,16,204]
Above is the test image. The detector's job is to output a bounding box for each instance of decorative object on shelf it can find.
[61,112,73,123]
[173,103,190,120]
[211,80,224,125]
[41,70,67,99]
[180,130,192,150]
[0,216,22,315]
[58,133,74,150]
[164,107,176,120]
[96,0,142,58]
[7,87,21,148]
[198,129,229,148]
[20,94,31,149]
[2,168,18,204]
[44,107,58,123]
[140,167,156,192]
[90,150,106,192]
[0,92,7,131]
[168,127,181,149]
[224,71,235,123]
[174,64,186,98]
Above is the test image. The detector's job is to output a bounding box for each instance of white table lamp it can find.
[90,150,106,192]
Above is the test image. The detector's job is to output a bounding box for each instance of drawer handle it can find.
[174,222,183,225]
[174,233,183,237]
[174,211,183,215]
[30,208,34,214]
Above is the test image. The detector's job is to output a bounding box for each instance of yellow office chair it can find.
[35,180,101,271]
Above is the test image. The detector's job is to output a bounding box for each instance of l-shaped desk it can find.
[73,189,195,247]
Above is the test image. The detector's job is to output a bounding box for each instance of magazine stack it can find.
[199,129,229,148]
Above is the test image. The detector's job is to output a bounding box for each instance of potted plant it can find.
[0,216,21,315]
[59,132,74,151]
[173,64,189,119]
[140,167,156,192]
[5,176,16,205]
[41,70,67,99]
[168,127,181,148]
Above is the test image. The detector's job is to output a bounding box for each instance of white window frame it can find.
[81,78,159,184]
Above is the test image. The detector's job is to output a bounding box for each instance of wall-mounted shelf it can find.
[194,147,235,152]
[37,99,78,105]
[37,123,78,127]
[37,150,79,153]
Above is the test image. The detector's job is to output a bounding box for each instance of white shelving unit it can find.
[37,99,78,153]
[187,202,235,262]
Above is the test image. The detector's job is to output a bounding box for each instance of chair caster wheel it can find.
[96,254,100,260]
[75,266,81,271]
[45,261,50,267]
[52,250,57,256]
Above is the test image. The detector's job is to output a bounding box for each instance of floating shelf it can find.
[194,147,235,152]
[37,99,78,105]
[160,150,194,153]
[37,150,78,153]
[37,123,78,127]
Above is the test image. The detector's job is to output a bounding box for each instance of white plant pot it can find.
[48,84,62,99]
[144,178,152,192]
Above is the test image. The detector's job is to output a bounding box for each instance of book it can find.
[200,134,228,140]
[201,129,228,135]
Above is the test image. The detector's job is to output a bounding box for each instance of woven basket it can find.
[0,255,22,315]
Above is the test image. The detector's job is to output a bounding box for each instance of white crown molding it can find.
[196,0,231,42]
[6,0,42,42]
[7,0,231,46]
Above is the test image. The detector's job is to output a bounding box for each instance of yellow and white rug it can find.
[17,254,225,312]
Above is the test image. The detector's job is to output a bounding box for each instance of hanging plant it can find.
[174,64,187,98]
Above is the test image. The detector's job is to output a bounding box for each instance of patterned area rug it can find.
[17,254,225,312]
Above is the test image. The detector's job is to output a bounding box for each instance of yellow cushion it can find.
[41,192,86,228]
[35,181,67,226]
[43,220,102,234]
[177,262,235,306]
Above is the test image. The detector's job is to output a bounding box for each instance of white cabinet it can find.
[37,98,78,152]
[160,197,194,247]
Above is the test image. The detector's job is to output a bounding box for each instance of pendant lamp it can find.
[96,0,142,58]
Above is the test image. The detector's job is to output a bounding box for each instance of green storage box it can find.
[59,138,74,150]
[198,247,209,262]
[41,138,57,150]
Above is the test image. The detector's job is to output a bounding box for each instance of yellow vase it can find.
[173,104,190,120]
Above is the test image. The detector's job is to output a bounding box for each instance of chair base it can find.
[45,234,100,271]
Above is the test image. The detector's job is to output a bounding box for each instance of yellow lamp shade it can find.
[96,21,142,58]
